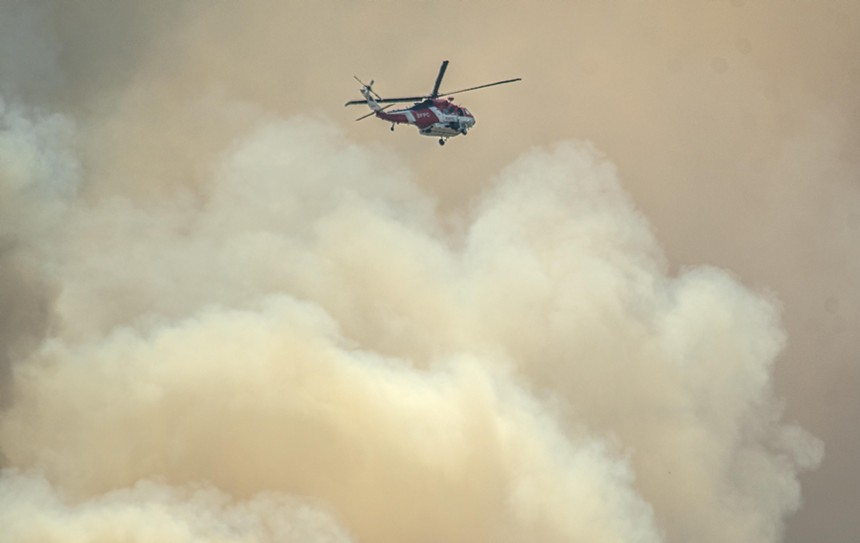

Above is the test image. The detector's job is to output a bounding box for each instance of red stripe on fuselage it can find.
[376,110,411,124]
[376,105,439,128]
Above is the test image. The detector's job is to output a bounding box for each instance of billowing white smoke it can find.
[0,113,820,543]
[1,472,352,543]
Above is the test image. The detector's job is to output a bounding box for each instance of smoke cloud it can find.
[0,97,78,405]
[1,113,820,542]
[1,471,353,543]
[2,1,854,542]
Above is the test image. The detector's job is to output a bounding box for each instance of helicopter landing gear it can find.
[438,138,446,146]
[390,124,395,132]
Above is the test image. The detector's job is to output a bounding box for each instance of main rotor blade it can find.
[430,60,449,98]
[441,77,522,97]
[345,95,428,106]
[374,96,428,104]
[355,104,393,121]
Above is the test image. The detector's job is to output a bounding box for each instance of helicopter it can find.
[344,60,521,146]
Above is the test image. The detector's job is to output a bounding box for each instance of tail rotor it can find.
[353,76,382,101]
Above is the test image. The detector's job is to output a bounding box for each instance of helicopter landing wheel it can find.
[390,124,395,132]
[438,138,446,146]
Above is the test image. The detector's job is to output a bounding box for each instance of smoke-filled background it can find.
[0,1,857,542]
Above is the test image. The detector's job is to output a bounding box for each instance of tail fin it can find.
[361,85,382,112]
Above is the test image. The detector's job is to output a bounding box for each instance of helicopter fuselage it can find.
[377,98,476,138]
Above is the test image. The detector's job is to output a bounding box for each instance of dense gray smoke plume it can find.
[2,1,856,542]
[0,98,77,403]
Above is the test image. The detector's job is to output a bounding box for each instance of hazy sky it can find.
[1,2,858,542]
